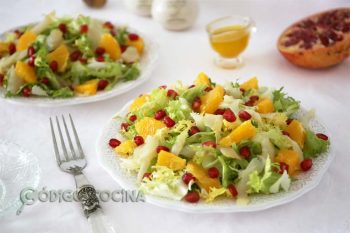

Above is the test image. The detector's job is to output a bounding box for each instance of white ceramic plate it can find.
[0,24,158,107]
[97,102,333,213]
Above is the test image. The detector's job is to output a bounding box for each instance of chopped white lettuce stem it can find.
[219,95,242,115]
[236,158,264,202]
[46,29,63,51]
[31,85,48,96]
[6,66,25,93]
[285,136,304,161]
[219,147,242,160]
[171,122,192,155]
[190,113,223,142]
[31,11,56,34]
[253,133,276,159]
[223,81,242,99]
[121,46,140,63]
[0,51,26,74]
[269,170,291,193]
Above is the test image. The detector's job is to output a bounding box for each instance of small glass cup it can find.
[206,15,255,69]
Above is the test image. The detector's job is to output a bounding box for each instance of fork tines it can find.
[50,114,85,165]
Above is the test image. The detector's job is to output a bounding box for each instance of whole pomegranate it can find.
[278,8,350,69]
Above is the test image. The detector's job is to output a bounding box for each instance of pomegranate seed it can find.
[120,45,128,53]
[238,111,251,121]
[164,116,175,128]
[240,88,245,93]
[58,23,67,33]
[96,56,105,62]
[134,135,144,146]
[300,159,313,171]
[184,191,200,203]
[50,61,58,72]
[282,131,290,136]
[128,33,139,41]
[103,21,114,30]
[250,95,259,102]
[143,172,152,180]
[189,84,195,88]
[159,85,167,89]
[167,89,178,98]
[203,141,216,148]
[121,122,129,131]
[192,97,201,111]
[97,79,109,90]
[214,109,225,115]
[205,86,213,92]
[27,46,35,57]
[95,47,106,56]
[279,162,289,174]
[156,146,170,153]
[109,138,121,148]
[228,184,238,198]
[239,146,250,158]
[189,126,200,136]
[22,87,31,97]
[27,56,35,67]
[208,167,220,178]
[41,77,50,85]
[182,172,195,185]
[8,43,16,54]
[70,51,82,61]
[286,119,293,125]
[0,74,4,85]
[128,115,136,122]
[316,133,328,141]
[223,109,236,122]
[79,57,87,64]
[154,110,166,120]
[80,24,89,33]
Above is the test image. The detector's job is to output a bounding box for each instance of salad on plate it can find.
[0,12,144,98]
[108,73,330,204]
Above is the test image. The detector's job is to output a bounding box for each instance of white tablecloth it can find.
[1,0,350,232]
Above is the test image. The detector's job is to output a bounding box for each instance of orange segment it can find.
[256,98,275,114]
[194,72,211,86]
[99,33,121,60]
[127,37,144,54]
[74,79,99,96]
[240,77,258,91]
[135,117,165,138]
[15,61,37,84]
[16,31,37,51]
[199,85,225,114]
[285,119,306,149]
[156,150,186,171]
[115,140,136,157]
[0,42,9,55]
[219,120,256,147]
[275,149,300,176]
[46,44,69,72]
[129,94,150,112]
[186,162,221,192]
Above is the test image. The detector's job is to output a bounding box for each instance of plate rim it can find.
[0,20,159,107]
[96,100,334,213]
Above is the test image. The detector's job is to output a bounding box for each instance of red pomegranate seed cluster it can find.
[58,23,67,33]
[239,146,250,158]
[223,109,236,122]
[163,116,175,128]
[228,184,238,198]
[192,97,201,111]
[184,191,200,203]
[279,162,289,174]
[8,43,16,55]
[80,24,89,34]
[284,10,350,49]
[128,114,137,122]
[128,33,139,41]
[182,172,195,185]
[22,87,32,97]
[189,126,200,136]
[121,122,129,131]
[208,167,220,178]
[134,136,144,146]
[202,141,216,148]
[300,159,313,171]
[97,80,109,90]
[50,61,58,72]
[238,111,252,121]
[316,133,328,141]
[109,138,121,148]
[154,110,166,120]
[245,95,259,106]
[156,146,170,153]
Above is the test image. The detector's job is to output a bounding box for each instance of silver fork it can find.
[50,114,116,233]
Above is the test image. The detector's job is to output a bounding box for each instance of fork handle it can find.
[75,173,116,233]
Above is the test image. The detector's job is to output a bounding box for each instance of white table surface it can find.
[0,0,350,232]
